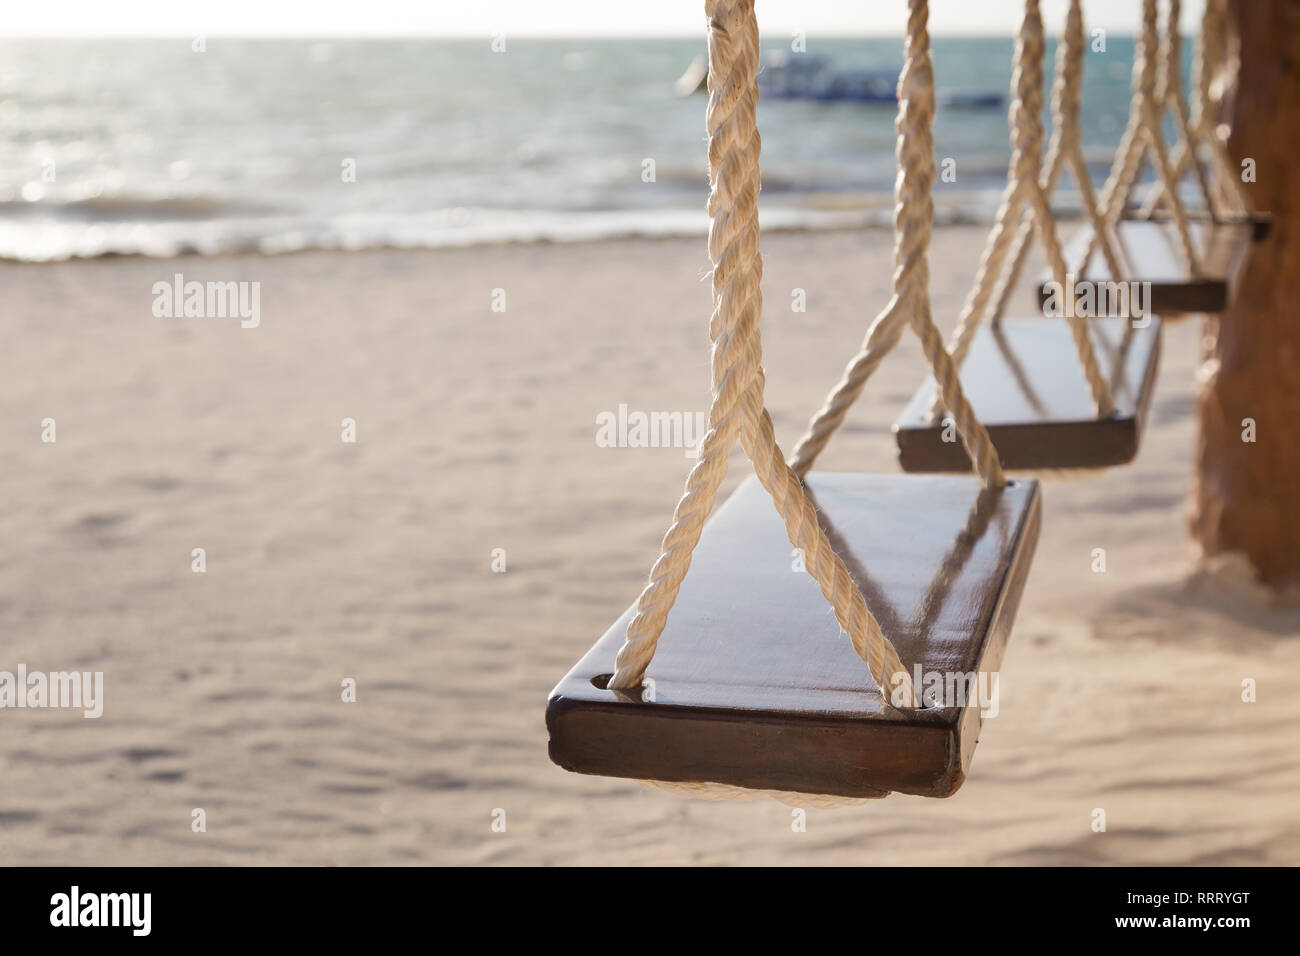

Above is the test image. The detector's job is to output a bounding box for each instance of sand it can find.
[1,225,1297,865]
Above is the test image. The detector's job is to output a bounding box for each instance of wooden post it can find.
[1190,0,1300,587]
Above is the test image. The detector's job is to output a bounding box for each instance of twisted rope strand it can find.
[607,2,759,691]
[1014,1,1113,415]
[1084,107,1144,276]
[1166,0,1217,218]
[992,0,1129,321]
[1205,0,1251,215]
[608,0,916,710]
[1135,0,1199,274]
[790,0,1004,485]
[990,5,1078,322]
[936,0,1112,420]
[1086,0,1200,277]
[926,57,1031,409]
[1174,0,1252,218]
[1138,0,1217,220]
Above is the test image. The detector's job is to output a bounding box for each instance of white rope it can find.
[990,0,1130,323]
[604,0,1031,807]
[1140,0,1253,220]
[789,0,1007,486]
[937,0,1114,420]
[608,0,918,712]
[1137,0,1217,220]
[1085,0,1200,277]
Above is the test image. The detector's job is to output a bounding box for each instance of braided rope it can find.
[1156,0,1253,218]
[1086,114,1143,277]
[1015,2,1114,414]
[1193,0,1247,214]
[935,0,1113,420]
[1164,0,1217,216]
[1086,0,1200,277]
[928,87,1031,384]
[991,0,1130,323]
[1137,0,1219,220]
[789,0,1005,485]
[607,0,917,713]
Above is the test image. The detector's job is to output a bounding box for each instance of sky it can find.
[0,0,1206,37]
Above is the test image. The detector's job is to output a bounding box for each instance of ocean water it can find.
[0,36,1164,261]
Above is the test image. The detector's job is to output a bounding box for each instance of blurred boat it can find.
[674,51,1003,109]
[674,55,710,96]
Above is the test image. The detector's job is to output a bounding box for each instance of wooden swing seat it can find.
[546,472,1042,799]
[1131,208,1272,243]
[893,315,1162,473]
[1127,184,1272,241]
[1041,218,1253,315]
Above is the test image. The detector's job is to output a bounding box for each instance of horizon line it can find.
[0,30,1145,40]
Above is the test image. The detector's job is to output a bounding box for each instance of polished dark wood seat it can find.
[893,316,1162,473]
[1040,218,1253,315]
[546,472,1042,799]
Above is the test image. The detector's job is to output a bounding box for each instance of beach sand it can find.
[2,225,1297,865]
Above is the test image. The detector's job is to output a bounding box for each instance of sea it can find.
[0,36,1174,261]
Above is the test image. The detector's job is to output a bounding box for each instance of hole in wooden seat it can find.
[546,473,1042,799]
[894,316,1161,473]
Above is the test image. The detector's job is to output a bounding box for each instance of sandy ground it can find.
[1,225,1297,865]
